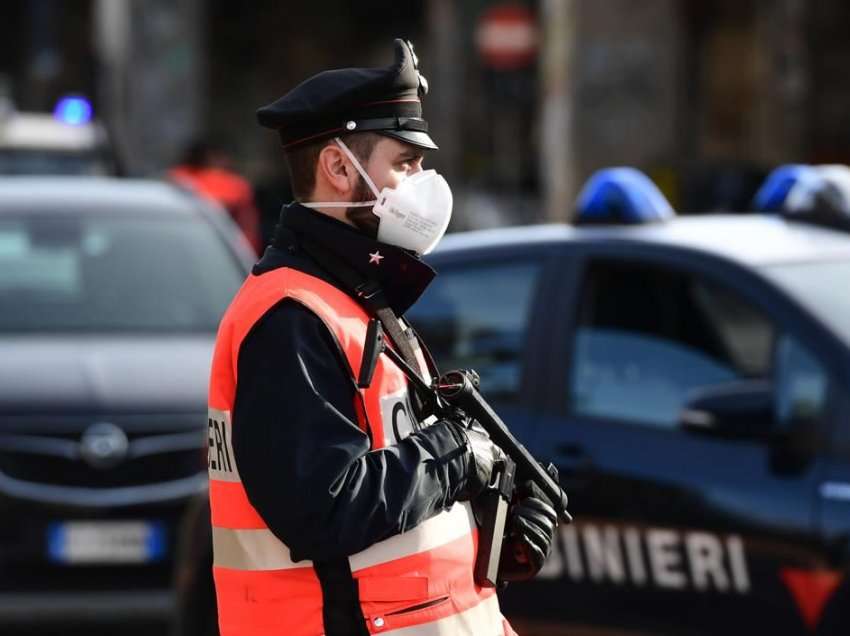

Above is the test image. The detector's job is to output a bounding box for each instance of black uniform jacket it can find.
[231,204,470,563]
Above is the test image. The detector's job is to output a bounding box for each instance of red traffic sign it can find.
[475,3,539,71]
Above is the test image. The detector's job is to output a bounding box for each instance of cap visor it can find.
[380,130,438,150]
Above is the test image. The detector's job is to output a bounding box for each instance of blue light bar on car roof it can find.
[753,164,820,213]
[53,95,92,126]
[575,167,674,225]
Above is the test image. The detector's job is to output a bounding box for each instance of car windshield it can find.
[762,260,850,345]
[0,213,244,333]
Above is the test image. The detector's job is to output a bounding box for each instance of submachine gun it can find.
[358,319,572,588]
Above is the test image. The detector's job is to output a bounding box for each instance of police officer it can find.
[207,40,557,636]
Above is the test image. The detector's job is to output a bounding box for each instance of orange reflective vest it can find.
[208,267,511,635]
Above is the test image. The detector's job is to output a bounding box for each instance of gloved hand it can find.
[498,481,558,583]
[454,423,505,502]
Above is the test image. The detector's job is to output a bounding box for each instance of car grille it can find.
[0,417,206,489]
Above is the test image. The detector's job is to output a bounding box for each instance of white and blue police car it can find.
[407,167,850,635]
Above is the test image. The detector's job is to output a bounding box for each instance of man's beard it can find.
[345,175,380,238]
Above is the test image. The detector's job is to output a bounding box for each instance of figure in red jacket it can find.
[171,140,264,255]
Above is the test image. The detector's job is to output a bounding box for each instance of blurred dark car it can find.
[175,213,850,636]
[0,178,251,627]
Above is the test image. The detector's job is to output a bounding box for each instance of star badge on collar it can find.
[368,251,384,265]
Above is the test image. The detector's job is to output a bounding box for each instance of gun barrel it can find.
[438,372,572,522]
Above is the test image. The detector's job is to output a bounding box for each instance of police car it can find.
[174,169,850,635]
[404,171,850,635]
[0,95,116,175]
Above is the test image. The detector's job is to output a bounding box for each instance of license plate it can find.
[47,521,166,564]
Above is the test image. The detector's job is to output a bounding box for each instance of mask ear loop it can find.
[301,137,379,209]
[334,137,381,198]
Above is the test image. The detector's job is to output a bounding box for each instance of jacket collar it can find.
[271,203,435,315]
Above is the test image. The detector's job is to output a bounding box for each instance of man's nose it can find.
[409,161,424,176]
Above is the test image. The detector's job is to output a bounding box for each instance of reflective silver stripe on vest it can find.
[212,503,473,572]
[212,526,311,570]
[381,594,503,635]
[349,502,474,572]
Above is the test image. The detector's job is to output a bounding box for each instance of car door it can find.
[409,245,560,440]
[815,375,850,635]
[527,246,839,636]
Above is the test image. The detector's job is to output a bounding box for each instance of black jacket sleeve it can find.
[231,299,471,562]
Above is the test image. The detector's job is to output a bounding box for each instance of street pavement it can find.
[6,621,165,636]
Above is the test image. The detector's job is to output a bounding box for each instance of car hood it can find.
[0,335,215,415]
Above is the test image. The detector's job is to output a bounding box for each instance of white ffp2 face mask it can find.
[302,137,453,255]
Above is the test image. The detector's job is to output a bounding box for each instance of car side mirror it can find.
[678,380,774,440]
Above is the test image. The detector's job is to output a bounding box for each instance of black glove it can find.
[498,481,558,583]
[453,422,505,502]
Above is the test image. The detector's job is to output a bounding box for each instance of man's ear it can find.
[316,144,355,196]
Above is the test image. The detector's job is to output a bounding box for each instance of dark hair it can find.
[284,132,381,200]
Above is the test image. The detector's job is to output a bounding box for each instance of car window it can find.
[0,214,245,333]
[408,260,541,403]
[569,260,775,428]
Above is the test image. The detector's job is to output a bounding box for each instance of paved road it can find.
[6,621,166,636]
[508,618,659,636]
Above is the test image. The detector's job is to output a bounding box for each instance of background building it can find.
[2,0,849,232]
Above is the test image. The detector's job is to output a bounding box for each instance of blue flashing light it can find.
[575,167,674,225]
[53,95,92,126]
[753,164,820,213]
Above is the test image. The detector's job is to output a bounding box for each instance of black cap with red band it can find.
[257,39,437,150]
